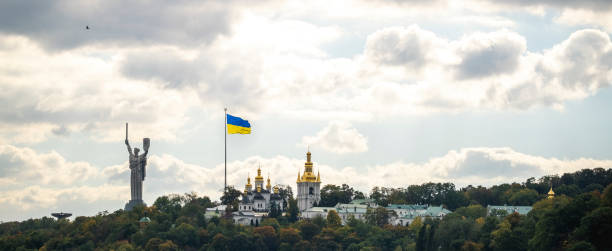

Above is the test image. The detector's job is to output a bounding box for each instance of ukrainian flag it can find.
[226,114,251,134]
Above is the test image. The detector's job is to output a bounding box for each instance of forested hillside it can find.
[1,168,612,251]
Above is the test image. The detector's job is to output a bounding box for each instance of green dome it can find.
[139,217,151,223]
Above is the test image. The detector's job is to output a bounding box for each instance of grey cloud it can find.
[455,34,525,79]
[120,51,207,88]
[52,125,70,136]
[119,49,266,112]
[0,0,237,50]
[364,0,445,5]
[449,150,544,178]
[485,0,612,11]
[364,26,433,68]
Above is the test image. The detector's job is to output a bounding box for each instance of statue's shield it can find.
[143,138,150,152]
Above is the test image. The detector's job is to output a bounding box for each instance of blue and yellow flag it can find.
[226,114,251,134]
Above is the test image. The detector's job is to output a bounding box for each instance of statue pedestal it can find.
[125,199,146,211]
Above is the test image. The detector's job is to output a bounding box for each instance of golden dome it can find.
[298,151,319,183]
[246,174,252,188]
[274,186,279,194]
[547,187,555,199]
[255,166,264,181]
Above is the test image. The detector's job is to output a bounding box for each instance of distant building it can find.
[301,207,336,219]
[204,205,226,219]
[232,210,263,226]
[487,205,532,216]
[335,203,369,223]
[301,199,451,226]
[139,217,151,229]
[389,205,451,226]
[297,151,321,212]
[231,166,284,225]
[51,212,72,220]
[238,166,284,212]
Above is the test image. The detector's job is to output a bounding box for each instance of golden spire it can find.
[255,165,264,182]
[245,173,252,191]
[297,170,301,183]
[266,173,271,190]
[300,150,318,182]
[317,170,321,182]
[547,186,555,199]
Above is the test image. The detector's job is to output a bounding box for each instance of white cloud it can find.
[0,35,198,143]
[2,144,611,221]
[0,1,610,150]
[555,9,612,32]
[1,21,611,146]
[0,145,98,186]
[300,121,368,154]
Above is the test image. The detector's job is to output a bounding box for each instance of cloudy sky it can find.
[1,0,612,221]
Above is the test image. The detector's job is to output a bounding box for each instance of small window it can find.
[309,187,314,195]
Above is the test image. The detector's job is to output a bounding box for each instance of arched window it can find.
[309,187,314,195]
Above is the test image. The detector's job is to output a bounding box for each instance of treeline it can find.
[1,168,611,250]
[319,167,612,210]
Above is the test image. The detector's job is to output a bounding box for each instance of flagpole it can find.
[224,107,227,193]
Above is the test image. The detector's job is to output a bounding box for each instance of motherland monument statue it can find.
[124,123,150,211]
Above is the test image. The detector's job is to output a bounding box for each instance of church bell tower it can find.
[297,151,321,212]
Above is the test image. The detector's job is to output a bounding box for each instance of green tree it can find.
[220,186,242,212]
[287,198,299,223]
[277,185,294,209]
[529,193,600,250]
[294,240,313,251]
[409,216,423,233]
[209,233,229,250]
[158,240,178,251]
[254,226,279,250]
[280,228,302,246]
[299,222,320,241]
[365,207,395,227]
[573,207,612,250]
[507,189,539,206]
[262,218,281,233]
[269,202,281,218]
[461,240,483,251]
[326,210,342,227]
[491,213,529,251]
[602,183,612,207]
[320,184,357,206]
[144,238,165,251]
[566,241,596,251]
[416,224,427,251]
[454,205,487,219]
[435,214,480,250]
[228,233,252,250]
[167,223,198,247]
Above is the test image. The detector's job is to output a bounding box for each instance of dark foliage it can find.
[0,168,611,250]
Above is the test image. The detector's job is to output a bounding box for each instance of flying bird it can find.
[86,25,90,30]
